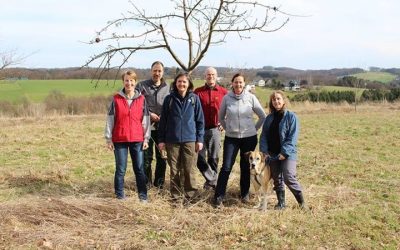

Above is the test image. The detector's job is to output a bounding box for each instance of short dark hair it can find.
[151,61,164,69]
[231,73,246,83]
[172,72,194,92]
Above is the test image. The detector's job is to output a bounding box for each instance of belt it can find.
[205,126,218,130]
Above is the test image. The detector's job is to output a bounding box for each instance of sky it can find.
[1,0,399,70]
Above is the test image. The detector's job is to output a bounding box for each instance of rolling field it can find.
[0,102,399,249]
[0,79,121,103]
[1,79,366,104]
[0,79,207,103]
[351,72,397,84]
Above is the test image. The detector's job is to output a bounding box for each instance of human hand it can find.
[158,143,165,151]
[217,123,224,132]
[142,142,149,150]
[150,112,160,123]
[195,142,203,152]
[278,154,286,160]
[107,141,114,151]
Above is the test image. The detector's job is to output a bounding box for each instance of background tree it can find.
[85,0,292,79]
[0,49,27,70]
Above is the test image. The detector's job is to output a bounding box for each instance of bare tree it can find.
[0,49,27,70]
[85,0,292,79]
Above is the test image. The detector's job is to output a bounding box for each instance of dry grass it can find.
[0,102,399,249]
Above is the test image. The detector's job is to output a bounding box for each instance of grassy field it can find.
[0,102,399,249]
[351,72,397,84]
[0,79,122,103]
[1,79,365,104]
[0,79,207,103]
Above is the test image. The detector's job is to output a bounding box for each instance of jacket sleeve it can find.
[142,98,151,144]
[158,95,170,144]
[218,96,227,129]
[259,116,269,154]
[194,95,205,143]
[104,100,115,143]
[252,95,267,131]
[281,112,299,158]
[136,81,144,94]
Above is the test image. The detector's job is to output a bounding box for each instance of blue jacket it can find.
[259,110,299,160]
[158,91,205,144]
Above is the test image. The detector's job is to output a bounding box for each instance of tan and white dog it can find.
[245,151,273,211]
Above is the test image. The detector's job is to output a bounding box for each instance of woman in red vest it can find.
[105,70,151,202]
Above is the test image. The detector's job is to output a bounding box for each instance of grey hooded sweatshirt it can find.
[219,90,266,138]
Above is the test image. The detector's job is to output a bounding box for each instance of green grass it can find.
[0,103,399,249]
[1,78,366,105]
[0,79,204,103]
[0,79,121,103]
[352,72,397,84]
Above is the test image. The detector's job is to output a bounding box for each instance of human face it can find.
[205,68,217,87]
[176,75,189,96]
[232,76,245,94]
[272,93,285,111]
[151,64,164,84]
[123,75,136,94]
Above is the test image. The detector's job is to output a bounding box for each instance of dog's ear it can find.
[260,152,267,162]
[244,151,252,159]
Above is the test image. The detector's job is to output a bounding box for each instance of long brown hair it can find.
[268,90,289,113]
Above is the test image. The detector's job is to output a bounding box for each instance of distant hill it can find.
[1,66,400,88]
[351,72,397,84]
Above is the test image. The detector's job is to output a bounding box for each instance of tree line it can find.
[290,88,400,103]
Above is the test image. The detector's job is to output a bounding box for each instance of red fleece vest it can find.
[112,94,145,142]
[194,84,227,129]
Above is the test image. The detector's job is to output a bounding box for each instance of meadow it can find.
[0,79,121,103]
[0,79,363,104]
[0,102,399,249]
[351,72,397,84]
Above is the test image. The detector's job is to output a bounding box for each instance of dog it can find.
[245,151,273,211]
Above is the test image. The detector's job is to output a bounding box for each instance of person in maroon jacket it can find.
[194,67,228,189]
[105,70,151,202]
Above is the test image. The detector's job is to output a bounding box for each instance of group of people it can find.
[104,61,306,209]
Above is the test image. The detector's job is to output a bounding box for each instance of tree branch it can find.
[85,0,295,76]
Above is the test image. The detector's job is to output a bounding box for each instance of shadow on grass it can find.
[4,173,274,210]
[4,174,116,199]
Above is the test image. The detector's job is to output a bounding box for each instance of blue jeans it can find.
[215,135,257,200]
[114,142,147,200]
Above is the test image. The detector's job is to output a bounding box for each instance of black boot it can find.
[213,196,224,208]
[294,191,307,209]
[274,190,285,210]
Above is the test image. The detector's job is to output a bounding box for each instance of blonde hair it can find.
[121,70,137,81]
[268,90,289,113]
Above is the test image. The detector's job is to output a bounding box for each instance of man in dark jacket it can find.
[137,61,170,189]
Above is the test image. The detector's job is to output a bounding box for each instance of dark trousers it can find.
[144,130,167,188]
[215,135,257,199]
